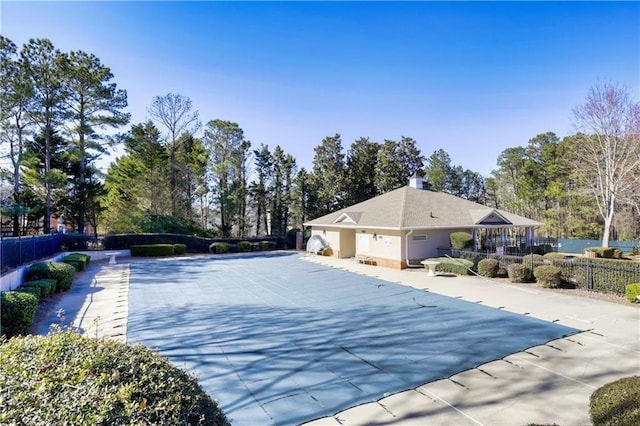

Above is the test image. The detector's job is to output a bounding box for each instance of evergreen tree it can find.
[344,137,379,205]
[311,134,346,216]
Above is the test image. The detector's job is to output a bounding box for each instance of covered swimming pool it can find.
[126,252,579,425]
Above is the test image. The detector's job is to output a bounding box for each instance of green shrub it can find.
[585,247,616,258]
[478,258,499,277]
[508,263,531,283]
[26,261,76,292]
[237,241,252,252]
[65,260,81,272]
[20,279,56,299]
[173,243,187,255]
[590,376,640,425]
[534,265,562,288]
[63,253,90,271]
[260,240,271,251]
[612,249,623,259]
[0,330,230,425]
[427,258,473,275]
[15,286,41,301]
[130,244,175,257]
[557,257,640,295]
[450,232,474,250]
[522,254,545,267]
[459,252,482,270]
[209,242,229,254]
[626,283,640,303]
[1,291,38,338]
[543,253,566,260]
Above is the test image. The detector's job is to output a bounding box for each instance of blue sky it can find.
[2,1,638,176]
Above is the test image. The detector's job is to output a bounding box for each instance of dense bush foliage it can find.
[626,283,640,303]
[63,253,91,271]
[584,247,616,258]
[543,252,567,260]
[20,279,56,299]
[15,286,41,301]
[1,291,38,338]
[130,244,175,257]
[26,261,76,292]
[549,257,639,295]
[522,254,545,268]
[426,257,473,275]
[209,242,230,254]
[508,263,531,283]
[0,330,230,425]
[450,232,474,250]
[589,376,640,425]
[173,243,187,255]
[534,265,562,288]
[477,258,499,277]
[459,251,482,270]
[237,241,252,252]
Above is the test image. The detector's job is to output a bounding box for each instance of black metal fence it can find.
[1,234,63,271]
[440,248,640,295]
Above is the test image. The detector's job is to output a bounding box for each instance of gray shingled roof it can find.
[304,186,542,230]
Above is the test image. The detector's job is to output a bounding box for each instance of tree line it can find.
[1,36,638,246]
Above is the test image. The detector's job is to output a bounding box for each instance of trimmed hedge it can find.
[209,242,230,254]
[0,330,230,425]
[130,244,175,257]
[626,283,640,303]
[63,253,91,271]
[26,261,76,292]
[584,247,617,259]
[534,265,562,288]
[478,258,499,277]
[522,254,545,268]
[20,279,57,299]
[173,243,187,255]
[15,286,41,301]
[237,241,252,252]
[65,260,81,272]
[545,257,640,295]
[1,291,38,338]
[590,376,640,425]
[450,232,474,250]
[426,258,473,275]
[508,263,531,283]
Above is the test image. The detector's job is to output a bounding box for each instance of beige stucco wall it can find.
[310,227,354,258]
[311,226,468,269]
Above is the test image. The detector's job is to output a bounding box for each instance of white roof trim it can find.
[332,212,357,225]
[475,209,512,225]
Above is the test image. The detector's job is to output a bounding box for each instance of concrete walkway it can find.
[35,253,639,425]
[35,260,130,342]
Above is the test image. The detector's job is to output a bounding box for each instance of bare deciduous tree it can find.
[572,81,640,247]
[147,93,200,217]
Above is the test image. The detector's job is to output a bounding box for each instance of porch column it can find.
[472,229,478,251]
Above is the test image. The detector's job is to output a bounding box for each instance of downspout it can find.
[405,229,423,268]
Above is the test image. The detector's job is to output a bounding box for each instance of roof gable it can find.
[471,209,512,225]
[332,212,362,225]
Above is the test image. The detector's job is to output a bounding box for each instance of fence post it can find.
[585,258,591,290]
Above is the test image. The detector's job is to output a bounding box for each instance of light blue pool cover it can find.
[126,252,580,425]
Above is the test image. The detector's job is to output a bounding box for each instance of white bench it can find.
[105,252,122,265]
[421,260,441,277]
